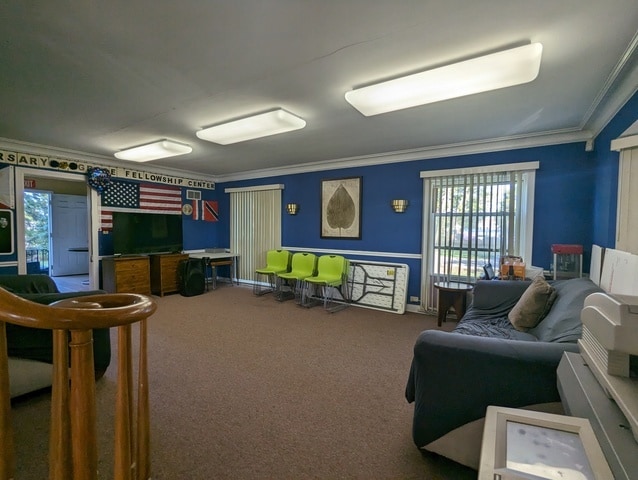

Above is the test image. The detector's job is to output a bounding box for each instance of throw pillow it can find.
[508,276,557,331]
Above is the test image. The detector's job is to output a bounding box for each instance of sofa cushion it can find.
[529,278,603,343]
[0,274,59,294]
[8,357,53,398]
[508,276,557,331]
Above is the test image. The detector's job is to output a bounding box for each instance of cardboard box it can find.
[500,262,526,279]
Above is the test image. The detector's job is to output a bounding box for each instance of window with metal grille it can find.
[420,162,538,312]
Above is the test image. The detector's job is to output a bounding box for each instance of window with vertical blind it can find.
[224,184,283,283]
[420,162,538,311]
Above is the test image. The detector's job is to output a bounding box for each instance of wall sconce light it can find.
[286,203,299,215]
[391,199,408,213]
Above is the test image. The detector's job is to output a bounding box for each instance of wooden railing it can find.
[0,287,157,480]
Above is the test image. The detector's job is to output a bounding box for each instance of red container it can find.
[551,244,583,255]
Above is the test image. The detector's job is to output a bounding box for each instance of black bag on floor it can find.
[178,259,205,297]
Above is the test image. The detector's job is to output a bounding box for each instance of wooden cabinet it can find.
[150,253,189,296]
[102,256,151,295]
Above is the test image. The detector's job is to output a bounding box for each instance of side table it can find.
[433,281,473,327]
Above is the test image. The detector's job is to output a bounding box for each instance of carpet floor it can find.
[10,285,477,479]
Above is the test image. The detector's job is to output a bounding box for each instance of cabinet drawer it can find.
[115,259,148,272]
[161,269,180,286]
[150,253,188,296]
[102,256,150,294]
[117,275,150,293]
[161,257,184,268]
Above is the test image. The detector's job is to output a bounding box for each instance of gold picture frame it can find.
[320,177,362,239]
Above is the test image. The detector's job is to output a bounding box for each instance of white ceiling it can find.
[1,1,637,181]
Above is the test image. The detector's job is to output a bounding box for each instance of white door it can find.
[51,194,89,276]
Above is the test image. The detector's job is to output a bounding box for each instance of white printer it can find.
[579,291,638,442]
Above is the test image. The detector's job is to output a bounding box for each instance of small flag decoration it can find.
[202,200,219,222]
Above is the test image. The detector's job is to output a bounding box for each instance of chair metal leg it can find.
[300,281,318,308]
[274,279,296,302]
[323,278,351,313]
[253,273,275,296]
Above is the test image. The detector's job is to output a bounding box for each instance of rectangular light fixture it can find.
[114,140,192,162]
[196,109,306,145]
[345,43,543,116]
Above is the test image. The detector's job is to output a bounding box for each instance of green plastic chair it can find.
[275,252,318,302]
[300,255,350,312]
[253,249,291,296]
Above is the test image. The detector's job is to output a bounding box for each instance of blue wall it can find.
[218,141,603,302]
[591,91,638,248]
[215,90,638,304]
[3,91,637,298]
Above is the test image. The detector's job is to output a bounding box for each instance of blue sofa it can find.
[405,277,603,469]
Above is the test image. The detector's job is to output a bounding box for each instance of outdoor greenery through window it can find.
[23,191,50,273]
[431,171,523,282]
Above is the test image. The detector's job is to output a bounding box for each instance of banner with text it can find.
[0,149,215,190]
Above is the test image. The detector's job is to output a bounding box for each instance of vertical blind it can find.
[421,164,536,312]
[227,185,282,283]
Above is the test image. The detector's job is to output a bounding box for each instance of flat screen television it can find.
[112,212,183,255]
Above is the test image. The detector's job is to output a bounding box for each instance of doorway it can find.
[15,167,98,289]
[50,194,89,276]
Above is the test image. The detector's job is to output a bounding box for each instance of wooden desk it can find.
[433,281,473,327]
[189,252,239,289]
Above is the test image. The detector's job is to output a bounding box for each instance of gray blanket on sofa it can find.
[453,277,603,342]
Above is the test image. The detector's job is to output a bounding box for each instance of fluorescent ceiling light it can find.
[345,43,543,116]
[114,140,192,162]
[196,109,306,145]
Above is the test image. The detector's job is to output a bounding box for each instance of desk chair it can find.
[300,254,350,312]
[275,252,317,302]
[253,249,291,296]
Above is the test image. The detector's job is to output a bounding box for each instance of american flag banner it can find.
[202,200,219,222]
[100,181,182,231]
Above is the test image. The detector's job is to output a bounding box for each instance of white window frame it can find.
[419,162,538,311]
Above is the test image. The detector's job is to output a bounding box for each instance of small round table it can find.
[433,281,474,327]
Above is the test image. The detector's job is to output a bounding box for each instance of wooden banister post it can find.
[69,330,98,480]
[136,319,150,480]
[114,325,133,480]
[0,322,15,480]
[0,290,156,480]
[49,330,72,480]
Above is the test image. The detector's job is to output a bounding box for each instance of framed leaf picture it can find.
[320,177,362,239]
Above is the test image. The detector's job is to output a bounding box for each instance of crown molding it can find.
[584,30,638,137]
[0,137,217,184]
[214,129,592,183]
